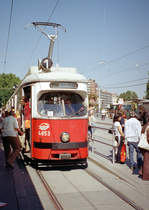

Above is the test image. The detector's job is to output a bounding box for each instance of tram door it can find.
[22,86,31,151]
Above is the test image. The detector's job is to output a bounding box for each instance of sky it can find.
[0,0,149,99]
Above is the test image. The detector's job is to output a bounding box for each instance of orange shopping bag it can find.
[120,143,126,163]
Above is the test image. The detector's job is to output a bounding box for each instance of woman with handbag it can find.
[113,113,125,163]
[139,120,149,180]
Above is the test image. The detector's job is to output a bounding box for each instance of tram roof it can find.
[21,66,88,86]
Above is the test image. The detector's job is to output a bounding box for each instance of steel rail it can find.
[88,157,134,186]
[86,158,144,210]
[36,170,64,210]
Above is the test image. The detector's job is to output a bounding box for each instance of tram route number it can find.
[59,153,71,159]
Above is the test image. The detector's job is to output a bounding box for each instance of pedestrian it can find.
[88,105,94,138]
[0,110,23,168]
[0,112,5,135]
[138,117,149,180]
[113,113,125,163]
[138,106,148,126]
[23,96,31,151]
[101,108,106,120]
[119,112,126,132]
[125,112,142,170]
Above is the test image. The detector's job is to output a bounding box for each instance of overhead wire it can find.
[104,61,149,79]
[3,0,14,72]
[103,77,148,87]
[97,46,149,82]
[101,82,147,89]
[103,44,149,65]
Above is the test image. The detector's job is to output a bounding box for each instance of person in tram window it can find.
[40,96,62,116]
[64,98,75,116]
[44,97,58,116]
[73,102,87,116]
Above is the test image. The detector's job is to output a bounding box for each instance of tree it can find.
[145,72,149,99]
[0,73,21,107]
[119,90,138,101]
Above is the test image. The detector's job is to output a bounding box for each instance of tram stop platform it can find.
[0,139,44,210]
[89,150,149,210]
[0,136,149,210]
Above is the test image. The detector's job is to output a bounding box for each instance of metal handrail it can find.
[89,125,116,164]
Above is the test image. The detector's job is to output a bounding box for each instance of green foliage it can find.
[0,73,21,107]
[119,90,138,101]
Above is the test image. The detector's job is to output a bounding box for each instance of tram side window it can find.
[38,92,87,117]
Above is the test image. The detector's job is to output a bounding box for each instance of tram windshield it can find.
[37,92,87,117]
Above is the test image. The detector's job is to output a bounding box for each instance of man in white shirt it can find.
[0,110,23,168]
[125,112,142,170]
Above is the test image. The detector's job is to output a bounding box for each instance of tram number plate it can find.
[59,153,71,159]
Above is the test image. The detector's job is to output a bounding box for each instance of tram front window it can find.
[38,92,87,117]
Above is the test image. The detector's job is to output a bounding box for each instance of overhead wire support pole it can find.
[31,22,66,72]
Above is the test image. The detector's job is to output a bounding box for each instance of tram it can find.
[6,22,89,167]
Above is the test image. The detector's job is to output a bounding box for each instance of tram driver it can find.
[64,98,75,115]
[64,96,87,116]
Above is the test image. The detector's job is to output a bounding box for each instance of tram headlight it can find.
[60,132,70,143]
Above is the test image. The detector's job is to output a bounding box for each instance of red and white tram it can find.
[6,22,89,167]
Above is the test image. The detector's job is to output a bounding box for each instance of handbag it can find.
[108,128,113,134]
[120,143,126,163]
[138,126,149,151]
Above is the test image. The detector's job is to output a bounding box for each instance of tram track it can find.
[35,166,99,210]
[88,157,135,186]
[36,169,63,210]
[85,158,144,210]
[32,159,144,210]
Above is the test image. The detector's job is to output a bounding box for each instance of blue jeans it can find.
[128,142,142,167]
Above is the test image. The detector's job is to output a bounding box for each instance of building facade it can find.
[87,79,99,107]
[99,90,118,110]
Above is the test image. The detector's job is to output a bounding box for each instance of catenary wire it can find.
[103,77,148,87]
[3,0,14,72]
[102,44,149,65]
[105,62,149,79]
[102,82,147,89]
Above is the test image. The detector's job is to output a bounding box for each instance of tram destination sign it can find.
[50,82,78,89]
